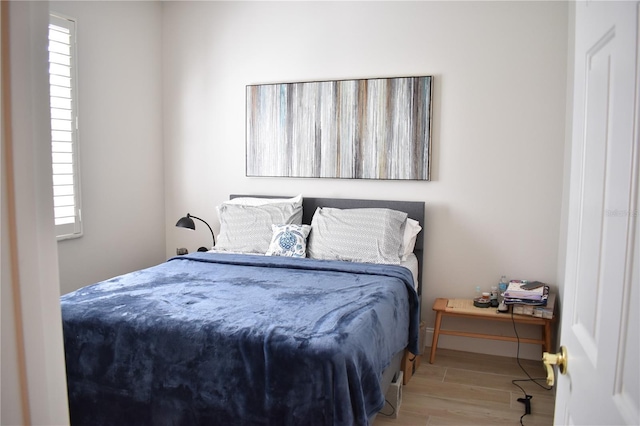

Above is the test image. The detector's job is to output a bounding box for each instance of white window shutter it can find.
[49,14,82,240]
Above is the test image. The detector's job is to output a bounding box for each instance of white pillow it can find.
[266,224,311,258]
[400,218,422,260]
[216,203,303,254]
[307,207,407,265]
[223,194,302,207]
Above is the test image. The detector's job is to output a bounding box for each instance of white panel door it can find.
[555,1,639,425]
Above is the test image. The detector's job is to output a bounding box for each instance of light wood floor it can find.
[374,348,556,426]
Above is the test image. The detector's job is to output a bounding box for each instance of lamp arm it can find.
[188,214,216,247]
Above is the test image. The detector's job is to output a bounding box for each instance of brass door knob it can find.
[542,346,568,386]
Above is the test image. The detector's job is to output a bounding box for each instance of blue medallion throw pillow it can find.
[266,224,311,257]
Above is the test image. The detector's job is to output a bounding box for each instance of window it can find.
[49,13,82,240]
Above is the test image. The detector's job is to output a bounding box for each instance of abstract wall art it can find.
[246,76,432,180]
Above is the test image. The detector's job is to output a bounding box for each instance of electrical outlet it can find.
[176,247,188,255]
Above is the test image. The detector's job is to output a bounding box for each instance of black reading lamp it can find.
[175,213,216,252]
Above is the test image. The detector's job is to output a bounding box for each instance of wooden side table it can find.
[429,298,554,364]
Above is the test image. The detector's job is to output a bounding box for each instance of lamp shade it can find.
[175,215,196,230]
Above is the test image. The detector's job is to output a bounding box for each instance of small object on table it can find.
[490,286,499,307]
[473,292,491,308]
[497,301,509,312]
[520,280,545,290]
[473,297,491,308]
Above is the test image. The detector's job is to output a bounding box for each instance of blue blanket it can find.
[61,253,419,426]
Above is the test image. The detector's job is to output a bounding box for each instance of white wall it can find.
[51,1,166,294]
[2,2,69,423]
[555,2,576,351]
[163,1,569,359]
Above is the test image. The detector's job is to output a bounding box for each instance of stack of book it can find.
[503,280,554,319]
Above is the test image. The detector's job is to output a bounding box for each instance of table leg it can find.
[544,320,552,353]
[429,311,443,364]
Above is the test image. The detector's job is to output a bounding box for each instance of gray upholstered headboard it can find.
[229,195,425,296]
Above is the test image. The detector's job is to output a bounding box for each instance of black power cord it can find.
[378,399,396,417]
[510,308,553,425]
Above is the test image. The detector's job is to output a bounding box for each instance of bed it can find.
[61,195,424,426]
